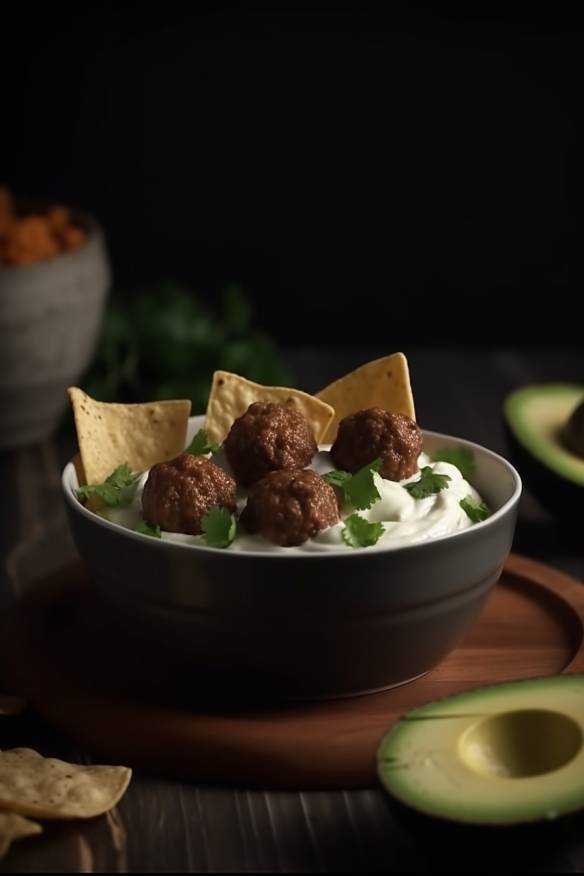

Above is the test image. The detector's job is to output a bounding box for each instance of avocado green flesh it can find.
[504,384,584,487]
[378,675,584,825]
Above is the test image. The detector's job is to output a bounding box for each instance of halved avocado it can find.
[378,675,584,826]
[504,384,584,520]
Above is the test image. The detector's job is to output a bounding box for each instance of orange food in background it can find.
[0,186,87,267]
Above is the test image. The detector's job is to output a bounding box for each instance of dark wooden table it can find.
[1,346,583,873]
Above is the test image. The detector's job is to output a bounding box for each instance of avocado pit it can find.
[459,709,583,779]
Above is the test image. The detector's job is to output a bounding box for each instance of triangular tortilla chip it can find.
[72,452,87,487]
[316,352,416,443]
[68,388,191,485]
[205,371,335,443]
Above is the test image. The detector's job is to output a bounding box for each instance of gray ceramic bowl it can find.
[62,416,521,699]
[0,204,110,449]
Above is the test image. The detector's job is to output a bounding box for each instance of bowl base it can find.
[1,555,582,789]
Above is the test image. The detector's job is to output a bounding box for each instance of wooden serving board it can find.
[1,554,583,790]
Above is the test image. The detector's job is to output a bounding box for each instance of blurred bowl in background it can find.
[0,204,110,449]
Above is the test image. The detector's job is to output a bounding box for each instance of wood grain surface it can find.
[1,553,582,791]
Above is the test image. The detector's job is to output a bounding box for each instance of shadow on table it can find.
[514,516,583,578]
[385,795,583,872]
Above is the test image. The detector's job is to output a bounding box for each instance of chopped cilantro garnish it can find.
[460,496,491,523]
[342,513,385,548]
[201,506,237,549]
[185,428,222,456]
[77,463,141,508]
[432,446,475,482]
[345,458,383,509]
[404,466,451,499]
[323,469,352,490]
[324,458,383,510]
[135,520,162,538]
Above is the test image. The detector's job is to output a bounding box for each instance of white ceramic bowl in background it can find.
[0,205,110,449]
[62,417,521,699]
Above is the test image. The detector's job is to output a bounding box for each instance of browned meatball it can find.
[224,402,317,487]
[331,408,423,481]
[241,469,339,547]
[142,453,236,535]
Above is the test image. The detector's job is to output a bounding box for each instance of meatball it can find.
[225,402,317,487]
[331,408,422,481]
[241,469,339,546]
[142,453,236,535]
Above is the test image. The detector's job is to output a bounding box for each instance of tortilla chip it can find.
[72,452,87,487]
[0,813,42,860]
[205,371,335,443]
[0,749,131,820]
[316,352,416,443]
[68,388,191,486]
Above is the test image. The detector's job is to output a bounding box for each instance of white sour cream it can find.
[104,450,485,553]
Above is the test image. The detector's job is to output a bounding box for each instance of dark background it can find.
[4,3,583,346]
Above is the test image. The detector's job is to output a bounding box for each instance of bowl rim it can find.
[62,425,522,560]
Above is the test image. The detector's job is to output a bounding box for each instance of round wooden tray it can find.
[1,553,583,789]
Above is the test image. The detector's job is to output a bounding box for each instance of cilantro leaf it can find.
[460,496,491,523]
[432,446,475,482]
[185,428,222,456]
[201,506,237,549]
[342,513,385,548]
[77,463,141,508]
[324,459,383,510]
[135,520,162,538]
[323,470,352,490]
[404,466,451,499]
[344,458,383,509]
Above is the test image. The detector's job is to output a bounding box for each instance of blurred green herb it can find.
[82,282,293,412]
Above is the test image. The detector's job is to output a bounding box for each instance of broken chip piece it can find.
[0,748,131,820]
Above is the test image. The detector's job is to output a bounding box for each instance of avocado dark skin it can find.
[504,422,580,530]
[504,387,584,530]
[563,400,584,457]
